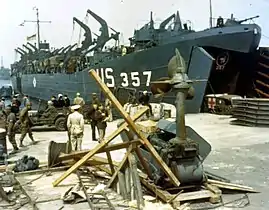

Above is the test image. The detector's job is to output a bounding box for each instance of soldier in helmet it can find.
[18,102,36,147]
[73,92,85,107]
[42,100,57,118]
[5,106,19,154]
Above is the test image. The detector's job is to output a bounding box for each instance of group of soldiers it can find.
[0,94,36,155]
[49,92,113,151]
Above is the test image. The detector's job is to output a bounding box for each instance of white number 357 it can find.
[96,68,152,88]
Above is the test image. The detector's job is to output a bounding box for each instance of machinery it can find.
[135,48,213,186]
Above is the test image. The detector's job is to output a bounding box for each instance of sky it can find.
[0,0,269,67]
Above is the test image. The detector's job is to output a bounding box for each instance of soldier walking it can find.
[73,93,85,107]
[5,106,19,154]
[87,93,99,141]
[18,102,36,147]
[67,105,84,151]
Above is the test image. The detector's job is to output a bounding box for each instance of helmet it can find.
[58,94,63,98]
[76,92,80,96]
[47,100,53,105]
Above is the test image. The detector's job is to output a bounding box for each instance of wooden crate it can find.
[136,120,158,134]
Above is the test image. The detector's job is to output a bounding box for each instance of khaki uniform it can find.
[6,112,18,150]
[42,105,57,118]
[73,96,85,107]
[19,107,35,146]
[67,111,84,151]
[105,99,113,122]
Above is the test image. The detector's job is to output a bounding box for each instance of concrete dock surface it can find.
[4,113,269,210]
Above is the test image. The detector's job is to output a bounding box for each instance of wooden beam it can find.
[106,146,132,188]
[58,140,141,162]
[89,69,180,187]
[52,108,148,187]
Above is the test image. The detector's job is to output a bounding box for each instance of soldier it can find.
[67,105,84,151]
[95,103,109,143]
[0,97,5,111]
[58,94,65,107]
[5,106,19,154]
[42,101,57,118]
[73,93,85,107]
[92,93,100,105]
[22,95,30,107]
[138,91,153,116]
[18,102,36,147]
[105,98,113,122]
[63,95,70,107]
[51,96,59,107]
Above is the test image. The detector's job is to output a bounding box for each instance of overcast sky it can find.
[0,0,268,67]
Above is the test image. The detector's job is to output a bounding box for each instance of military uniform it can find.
[42,101,57,118]
[67,105,84,151]
[6,107,19,153]
[95,105,108,143]
[73,93,85,107]
[18,103,35,147]
[105,98,113,122]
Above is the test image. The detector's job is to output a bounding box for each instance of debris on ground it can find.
[13,155,39,173]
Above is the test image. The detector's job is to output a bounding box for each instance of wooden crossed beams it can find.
[52,69,180,187]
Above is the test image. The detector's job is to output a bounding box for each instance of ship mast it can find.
[209,0,213,28]
[20,7,51,51]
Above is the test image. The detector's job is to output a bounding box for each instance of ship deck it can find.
[7,113,269,210]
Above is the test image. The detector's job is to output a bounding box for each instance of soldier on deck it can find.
[18,102,36,147]
[5,106,19,154]
[121,45,127,56]
[67,105,84,151]
[217,16,224,27]
[73,93,85,107]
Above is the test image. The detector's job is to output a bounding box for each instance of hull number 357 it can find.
[95,68,152,88]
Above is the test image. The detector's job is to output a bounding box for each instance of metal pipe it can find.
[176,90,187,141]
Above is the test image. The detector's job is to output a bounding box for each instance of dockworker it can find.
[95,103,109,143]
[5,106,19,154]
[67,104,84,151]
[57,94,65,107]
[63,95,70,107]
[22,95,30,107]
[0,97,5,111]
[51,96,59,107]
[18,102,36,147]
[73,92,85,107]
[105,98,113,122]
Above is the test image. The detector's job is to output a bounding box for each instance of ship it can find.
[11,7,268,113]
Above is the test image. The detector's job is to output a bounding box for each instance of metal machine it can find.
[135,48,213,185]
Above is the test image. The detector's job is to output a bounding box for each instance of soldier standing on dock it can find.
[67,105,84,151]
[18,102,36,147]
[73,93,85,107]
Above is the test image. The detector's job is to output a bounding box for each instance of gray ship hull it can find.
[11,24,261,113]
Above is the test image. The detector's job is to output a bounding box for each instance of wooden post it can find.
[52,108,148,187]
[89,69,180,187]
